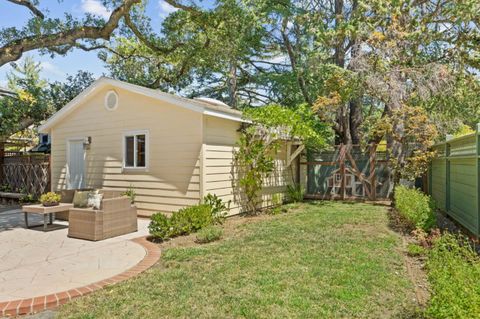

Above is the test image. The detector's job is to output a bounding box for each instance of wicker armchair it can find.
[67,190,137,241]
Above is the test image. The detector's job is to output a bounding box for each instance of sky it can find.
[0,0,179,87]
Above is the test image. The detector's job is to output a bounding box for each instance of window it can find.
[123,131,148,169]
[105,90,119,111]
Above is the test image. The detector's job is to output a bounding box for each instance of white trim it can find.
[66,137,86,190]
[39,77,245,133]
[122,129,149,171]
[104,90,119,111]
[203,109,244,122]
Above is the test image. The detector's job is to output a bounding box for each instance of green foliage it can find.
[425,233,480,319]
[285,184,304,203]
[406,243,426,257]
[170,204,213,236]
[47,71,95,111]
[202,193,230,224]
[19,193,36,204]
[0,184,11,192]
[149,204,214,241]
[394,185,436,231]
[235,104,329,214]
[242,104,331,149]
[148,213,172,241]
[122,185,136,204]
[39,192,61,205]
[0,57,53,136]
[195,225,223,244]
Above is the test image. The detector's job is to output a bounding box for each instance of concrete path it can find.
[0,207,150,302]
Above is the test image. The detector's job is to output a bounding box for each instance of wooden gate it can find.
[302,144,391,200]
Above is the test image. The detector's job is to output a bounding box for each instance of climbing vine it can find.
[234,104,330,214]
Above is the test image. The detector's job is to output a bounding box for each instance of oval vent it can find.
[104,90,119,111]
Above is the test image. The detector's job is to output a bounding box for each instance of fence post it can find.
[476,123,480,236]
[339,144,346,200]
[0,137,4,184]
[369,144,377,201]
[446,134,453,213]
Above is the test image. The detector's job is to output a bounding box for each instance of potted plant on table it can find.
[40,192,62,207]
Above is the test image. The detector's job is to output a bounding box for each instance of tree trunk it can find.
[228,62,238,109]
[349,98,363,144]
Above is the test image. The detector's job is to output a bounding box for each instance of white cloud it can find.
[158,0,178,18]
[39,61,66,78]
[80,0,111,19]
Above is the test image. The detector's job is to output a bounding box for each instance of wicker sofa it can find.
[60,190,137,241]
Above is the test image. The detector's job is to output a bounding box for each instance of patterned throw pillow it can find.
[87,193,103,210]
[73,191,90,208]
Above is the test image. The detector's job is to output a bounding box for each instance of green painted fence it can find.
[428,123,480,236]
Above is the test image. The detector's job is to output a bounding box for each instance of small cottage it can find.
[39,77,296,217]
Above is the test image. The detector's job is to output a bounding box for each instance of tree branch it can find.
[6,0,44,19]
[124,13,184,54]
[0,0,141,67]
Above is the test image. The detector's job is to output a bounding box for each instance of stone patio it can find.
[0,206,152,306]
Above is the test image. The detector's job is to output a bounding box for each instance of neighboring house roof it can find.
[39,77,244,133]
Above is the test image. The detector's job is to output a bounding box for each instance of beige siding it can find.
[50,85,202,216]
[203,116,293,215]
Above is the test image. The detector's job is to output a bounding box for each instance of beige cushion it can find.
[88,193,103,210]
[73,191,91,208]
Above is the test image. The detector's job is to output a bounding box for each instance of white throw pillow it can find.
[87,193,103,210]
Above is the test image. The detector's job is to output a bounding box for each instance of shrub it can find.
[149,213,172,240]
[149,204,214,240]
[196,225,223,244]
[203,193,230,224]
[170,204,213,235]
[286,184,304,203]
[425,233,480,318]
[394,185,436,231]
[406,243,426,257]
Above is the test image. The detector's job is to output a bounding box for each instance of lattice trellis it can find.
[2,162,50,197]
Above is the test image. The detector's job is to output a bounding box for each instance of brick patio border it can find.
[0,236,160,317]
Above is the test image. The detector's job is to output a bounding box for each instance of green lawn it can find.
[57,202,416,319]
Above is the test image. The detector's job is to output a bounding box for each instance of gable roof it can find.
[39,77,244,133]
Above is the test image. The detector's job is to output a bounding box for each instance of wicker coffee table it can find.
[22,203,73,231]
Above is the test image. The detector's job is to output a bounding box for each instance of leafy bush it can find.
[425,233,480,318]
[40,192,61,205]
[149,204,214,241]
[406,243,426,257]
[286,184,304,203]
[149,213,172,240]
[394,185,436,231]
[196,225,223,244]
[203,193,230,224]
[170,204,213,236]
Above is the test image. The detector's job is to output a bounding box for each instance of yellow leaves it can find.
[369,31,386,43]
[313,91,342,112]
[17,90,36,105]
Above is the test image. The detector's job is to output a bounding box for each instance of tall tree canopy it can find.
[100,0,480,181]
[0,0,141,67]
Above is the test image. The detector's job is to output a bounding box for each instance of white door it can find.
[67,139,85,189]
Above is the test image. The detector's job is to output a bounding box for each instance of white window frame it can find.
[122,130,149,171]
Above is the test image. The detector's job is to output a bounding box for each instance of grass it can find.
[57,202,416,319]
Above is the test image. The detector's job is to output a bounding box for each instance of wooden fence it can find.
[301,144,391,200]
[428,123,480,236]
[0,155,51,197]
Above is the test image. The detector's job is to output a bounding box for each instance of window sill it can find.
[122,167,149,173]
